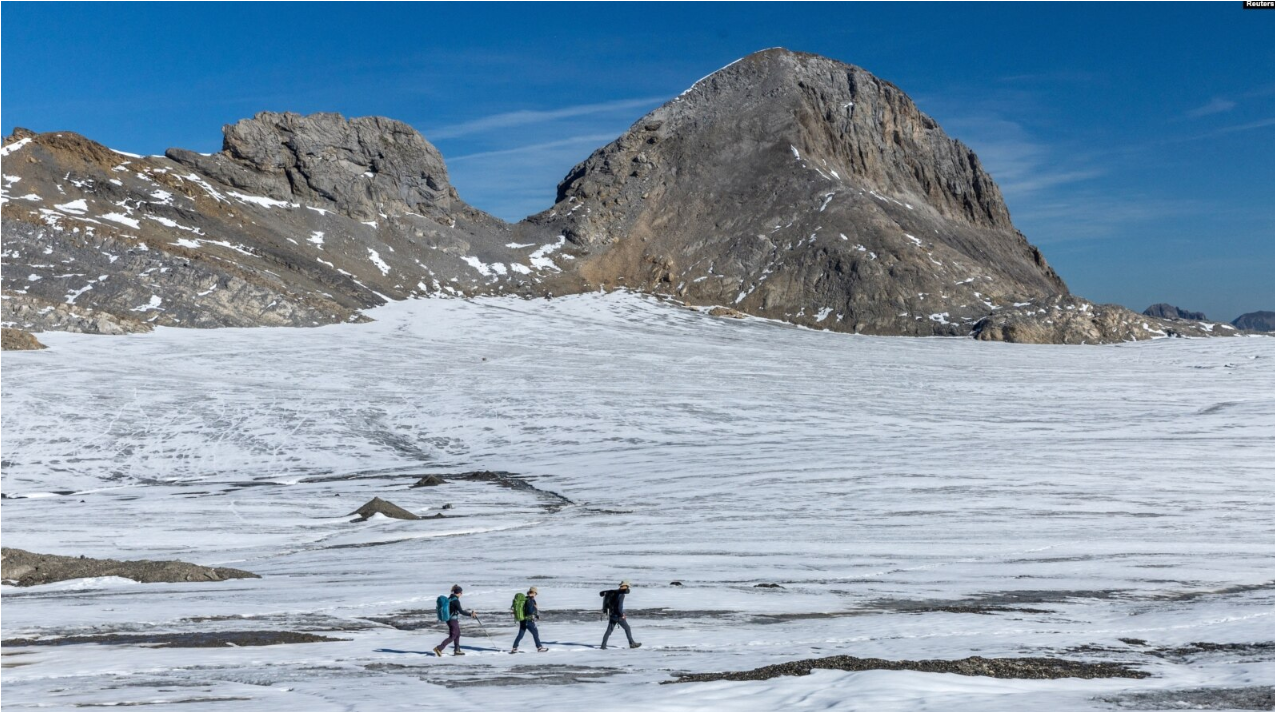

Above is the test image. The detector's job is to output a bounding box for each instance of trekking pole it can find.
[474,615,498,648]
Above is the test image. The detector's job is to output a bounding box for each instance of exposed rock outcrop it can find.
[0,547,259,586]
[1232,311,1274,332]
[1,327,46,350]
[1144,303,1207,321]
[348,497,419,521]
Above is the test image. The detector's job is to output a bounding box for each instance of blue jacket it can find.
[523,596,538,620]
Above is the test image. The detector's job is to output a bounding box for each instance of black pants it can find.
[602,615,634,646]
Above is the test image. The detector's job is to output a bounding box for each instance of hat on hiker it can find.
[619,580,631,589]
[528,586,538,595]
[451,584,463,593]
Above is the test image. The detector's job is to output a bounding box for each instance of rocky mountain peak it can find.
[1143,303,1207,321]
[1,49,1243,345]
[166,112,458,223]
[544,47,1016,250]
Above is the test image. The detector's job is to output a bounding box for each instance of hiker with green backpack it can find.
[433,584,477,657]
[509,586,547,653]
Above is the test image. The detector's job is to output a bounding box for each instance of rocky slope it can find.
[0,116,561,335]
[1,49,1236,345]
[1144,303,1207,321]
[527,50,1224,343]
[1232,311,1274,332]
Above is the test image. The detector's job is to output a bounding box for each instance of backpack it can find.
[511,592,527,622]
[600,589,618,615]
[436,595,451,622]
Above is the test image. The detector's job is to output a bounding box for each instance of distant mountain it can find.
[0,49,1233,345]
[1143,303,1207,321]
[1232,311,1274,332]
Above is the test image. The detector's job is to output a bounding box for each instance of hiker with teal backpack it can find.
[433,584,477,657]
[599,580,641,650]
[510,586,547,653]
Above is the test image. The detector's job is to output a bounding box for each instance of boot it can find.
[433,647,444,657]
[453,650,466,656]
[630,642,642,649]
[537,646,549,652]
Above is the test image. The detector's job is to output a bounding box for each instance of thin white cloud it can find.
[1186,97,1237,118]
[447,133,618,163]
[1200,117,1274,136]
[427,97,665,140]
[939,112,1102,201]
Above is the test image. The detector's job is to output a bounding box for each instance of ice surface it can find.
[1,293,1271,711]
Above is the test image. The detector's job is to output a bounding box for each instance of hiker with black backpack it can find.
[433,584,477,657]
[509,586,547,653]
[599,580,641,650]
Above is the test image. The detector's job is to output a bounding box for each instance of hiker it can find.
[600,580,641,650]
[434,584,477,657]
[510,586,547,653]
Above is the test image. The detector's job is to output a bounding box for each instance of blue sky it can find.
[3,3,1272,319]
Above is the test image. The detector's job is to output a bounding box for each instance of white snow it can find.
[54,199,88,214]
[528,237,566,271]
[0,293,1271,711]
[181,174,227,202]
[101,213,140,229]
[678,57,743,97]
[367,248,391,276]
[308,231,325,247]
[815,307,833,322]
[227,191,296,209]
[172,238,202,249]
[0,137,33,157]
[462,256,494,277]
[146,215,202,234]
[129,295,162,312]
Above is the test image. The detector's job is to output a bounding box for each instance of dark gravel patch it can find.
[666,654,1150,684]
[1100,685,1275,710]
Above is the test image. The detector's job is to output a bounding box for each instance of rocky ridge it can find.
[1,49,1239,345]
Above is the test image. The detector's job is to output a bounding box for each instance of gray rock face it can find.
[1232,311,1274,332]
[1144,303,1207,321]
[1,126,557,335]
[0,49,1248,345]
[530,49,1075,336]
[167,112,457,224]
